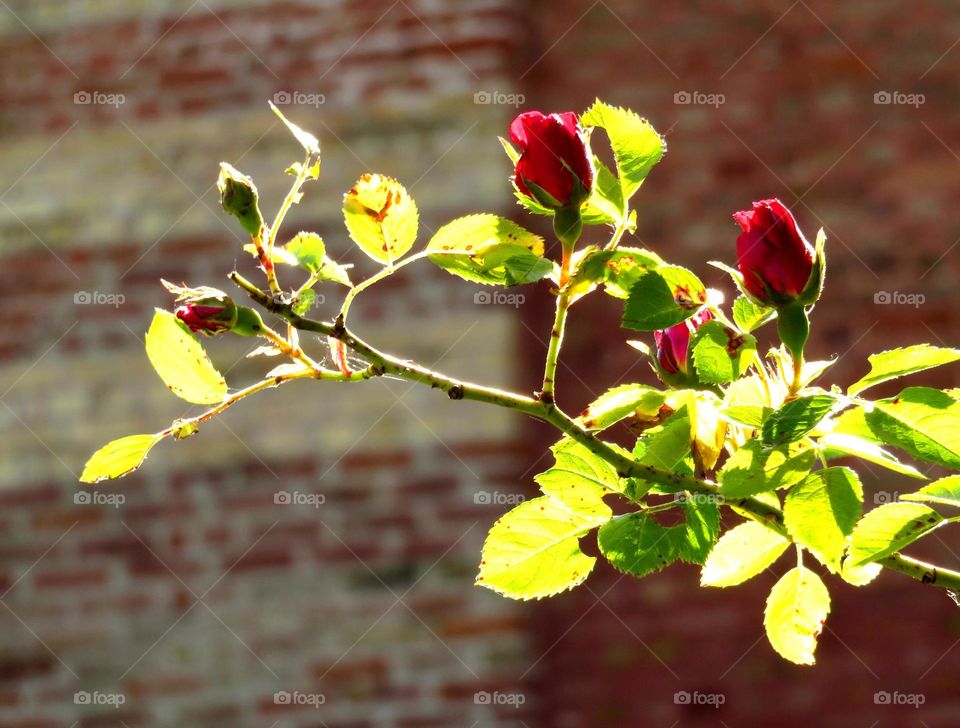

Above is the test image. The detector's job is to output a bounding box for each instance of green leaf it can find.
[718,404,769,428]
[284,232,325,273]
[534,437,624,508]
[81,434,161,483]
[733,295,775,333]
[145,310,227,404]
[701,521,790,587]
[764,566,830,665]
[762,395,838,445]
[622,265,706,331]
[690,320,757,385]
[577,384,666,431]
[580,100,665,200]
[315,258,353,287]
[819,432,925,479]
[343,174,419,264]
[583,158,624,224]
[784,467,863,572]
[291,289,317,316]
[270,101,320,156]
[848,344,960,396]
[865,387,960,470]
[901,475,960,508]
[719,440,816,498]
[598,499,719,577]
[427,214,551,286]
[849,502,945,566]
[632,405,693,476]
[476,496,611,600]
[569,247,664,299]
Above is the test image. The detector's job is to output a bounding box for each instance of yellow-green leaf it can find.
[848,344,960,396]
[80,434,161,483]
[764,566,830,665]
[145,309,227,404]
[901,475,960,508]
[848,502,945,566]
[343,174,418,264]
[701,521,790,587]
[476,496,611,600]
[426,213,550,286]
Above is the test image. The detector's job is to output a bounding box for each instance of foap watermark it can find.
[674,90,725,108]
[273,90,326,108]
[274,690,325,708]
[75,491,125,508]
[74,90,125,108]
[874,690,925,708]
[874,490,900,505]
[674,690,726,708]
[874,291,925,308]
[474,90,525,107]
[874,90,925,108]
[74,691,126,709]
[674,492,724,506]
[474,291,525,308]
[75,291,125,308]
[474,690,526,708]
[474,491,525,506]
[274,490,325,508]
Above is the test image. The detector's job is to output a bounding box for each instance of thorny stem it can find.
[230,270,960,594]
[540,243,575,403]
[250,230,281,297]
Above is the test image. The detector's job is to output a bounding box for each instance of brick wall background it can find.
[1,1,960,726]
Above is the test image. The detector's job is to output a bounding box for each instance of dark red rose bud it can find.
[510,111,594,209]
[654,309,713,376]
[175,299,237,336]
[734,199,815,306]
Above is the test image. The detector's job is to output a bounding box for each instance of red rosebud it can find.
[654,309,713,376]
[175,301,236,336]
[734,199,815,306]
[510,111,594,209]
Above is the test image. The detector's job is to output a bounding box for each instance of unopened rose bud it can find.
[510,111,594,211]
[733,199,821,306]
[175,298,237,336]
[653,309,712,385]
[218,163,264,237]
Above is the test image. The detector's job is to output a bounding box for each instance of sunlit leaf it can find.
[764,566,830,665]
[701,521,790,587]
[343,174,419,264]
[848,344,960,396]
[145,310,227,404]
[849,502,945,566]
[81,434,161,483]
[783,467,863,572]
[476,496,611,600]
[622,265,706,331]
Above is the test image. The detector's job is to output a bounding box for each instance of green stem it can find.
[230,271,960,593]
[159,364,372,439]
[263,152,313,295]
[540,241,576,404]
[540,290,571,404]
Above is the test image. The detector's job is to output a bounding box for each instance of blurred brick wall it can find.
[3,1,960,727]
[0,1,542,726]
